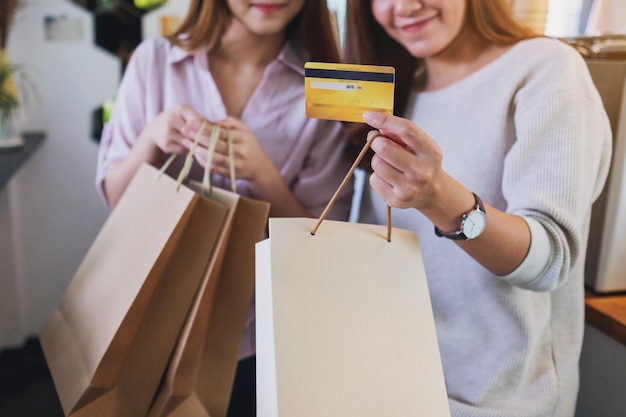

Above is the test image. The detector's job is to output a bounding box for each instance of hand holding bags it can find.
[40,121,265,417]
[256,134,451,417]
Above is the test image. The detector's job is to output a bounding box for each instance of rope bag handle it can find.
[310,132,392,242]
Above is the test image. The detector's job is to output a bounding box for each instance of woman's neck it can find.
[422,28,512,92]
[212,21,285,69]
[207,21,287,117]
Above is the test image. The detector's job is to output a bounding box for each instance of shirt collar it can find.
[164,36,309,76]
[167,41,191,64]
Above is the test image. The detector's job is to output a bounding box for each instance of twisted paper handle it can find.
[155,121,237,197]
[155,119,208,187]
[311,132,392,242]
[227,127,236,192]
[176,119,209,190]
[201,123,221,196]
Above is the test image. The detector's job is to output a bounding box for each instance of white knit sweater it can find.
[359,37,612,417]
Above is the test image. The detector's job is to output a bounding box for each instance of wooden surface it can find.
[585,291,626,345]
[0,132,45,191]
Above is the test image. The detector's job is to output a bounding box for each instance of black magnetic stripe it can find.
[305,68,394,83]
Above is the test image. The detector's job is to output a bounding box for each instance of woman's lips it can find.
[252,3,285,13]
[400,16,435,33]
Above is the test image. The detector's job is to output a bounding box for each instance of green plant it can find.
[0,61,21,126]
[134,0,166,11]
[1,0,28,128]
[0,58,34,129]
[96,0,116,12]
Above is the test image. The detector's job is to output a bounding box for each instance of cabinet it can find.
[0,132,45,191]
[585,60,626,293]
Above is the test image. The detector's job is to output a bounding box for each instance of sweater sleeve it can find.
[499,43,612,291]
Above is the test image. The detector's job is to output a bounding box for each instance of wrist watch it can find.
[434,193,486,240]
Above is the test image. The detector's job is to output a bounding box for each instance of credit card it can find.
[304,62,395,123]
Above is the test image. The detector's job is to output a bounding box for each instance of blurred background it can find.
[1,1,625,416]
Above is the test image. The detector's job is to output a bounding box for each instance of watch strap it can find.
[434,193,485,241]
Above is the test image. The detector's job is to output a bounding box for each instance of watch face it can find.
[461,210,487,239]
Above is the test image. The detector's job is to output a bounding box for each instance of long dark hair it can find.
[168,0,340,62]
[342,0,538,162]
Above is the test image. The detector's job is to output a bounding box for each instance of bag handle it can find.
[155,119,208,187]
[311,132,392,242]
[227,127,237,192]
[156,120,238,196]
[202,125,237,194]
[176,119,210,191]
[201,123,221,196]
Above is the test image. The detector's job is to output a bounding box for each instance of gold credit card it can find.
[305,62,395,123]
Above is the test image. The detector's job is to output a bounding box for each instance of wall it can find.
[586,0,626,33]
[0,0,190,349]
[0,0,115,348]
[605,0,626,32]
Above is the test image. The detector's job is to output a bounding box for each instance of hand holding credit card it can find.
[305,62,395,123]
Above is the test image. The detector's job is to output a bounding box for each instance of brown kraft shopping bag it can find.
[148,125,270,417]
[40,122,233,417]
[255,134,451,417]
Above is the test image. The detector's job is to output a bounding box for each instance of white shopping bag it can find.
[255,133,450,417]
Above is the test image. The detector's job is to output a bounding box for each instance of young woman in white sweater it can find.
[344,1,612,416]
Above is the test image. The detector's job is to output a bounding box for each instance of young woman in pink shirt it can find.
[95,1,352,415]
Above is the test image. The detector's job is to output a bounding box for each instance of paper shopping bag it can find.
[256,218,450,417]
[147,124,270,417]
[39,162,231,417]
[148,188,269,417]
[255,132,451,417]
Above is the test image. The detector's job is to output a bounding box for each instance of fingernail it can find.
[362,112,378,124]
